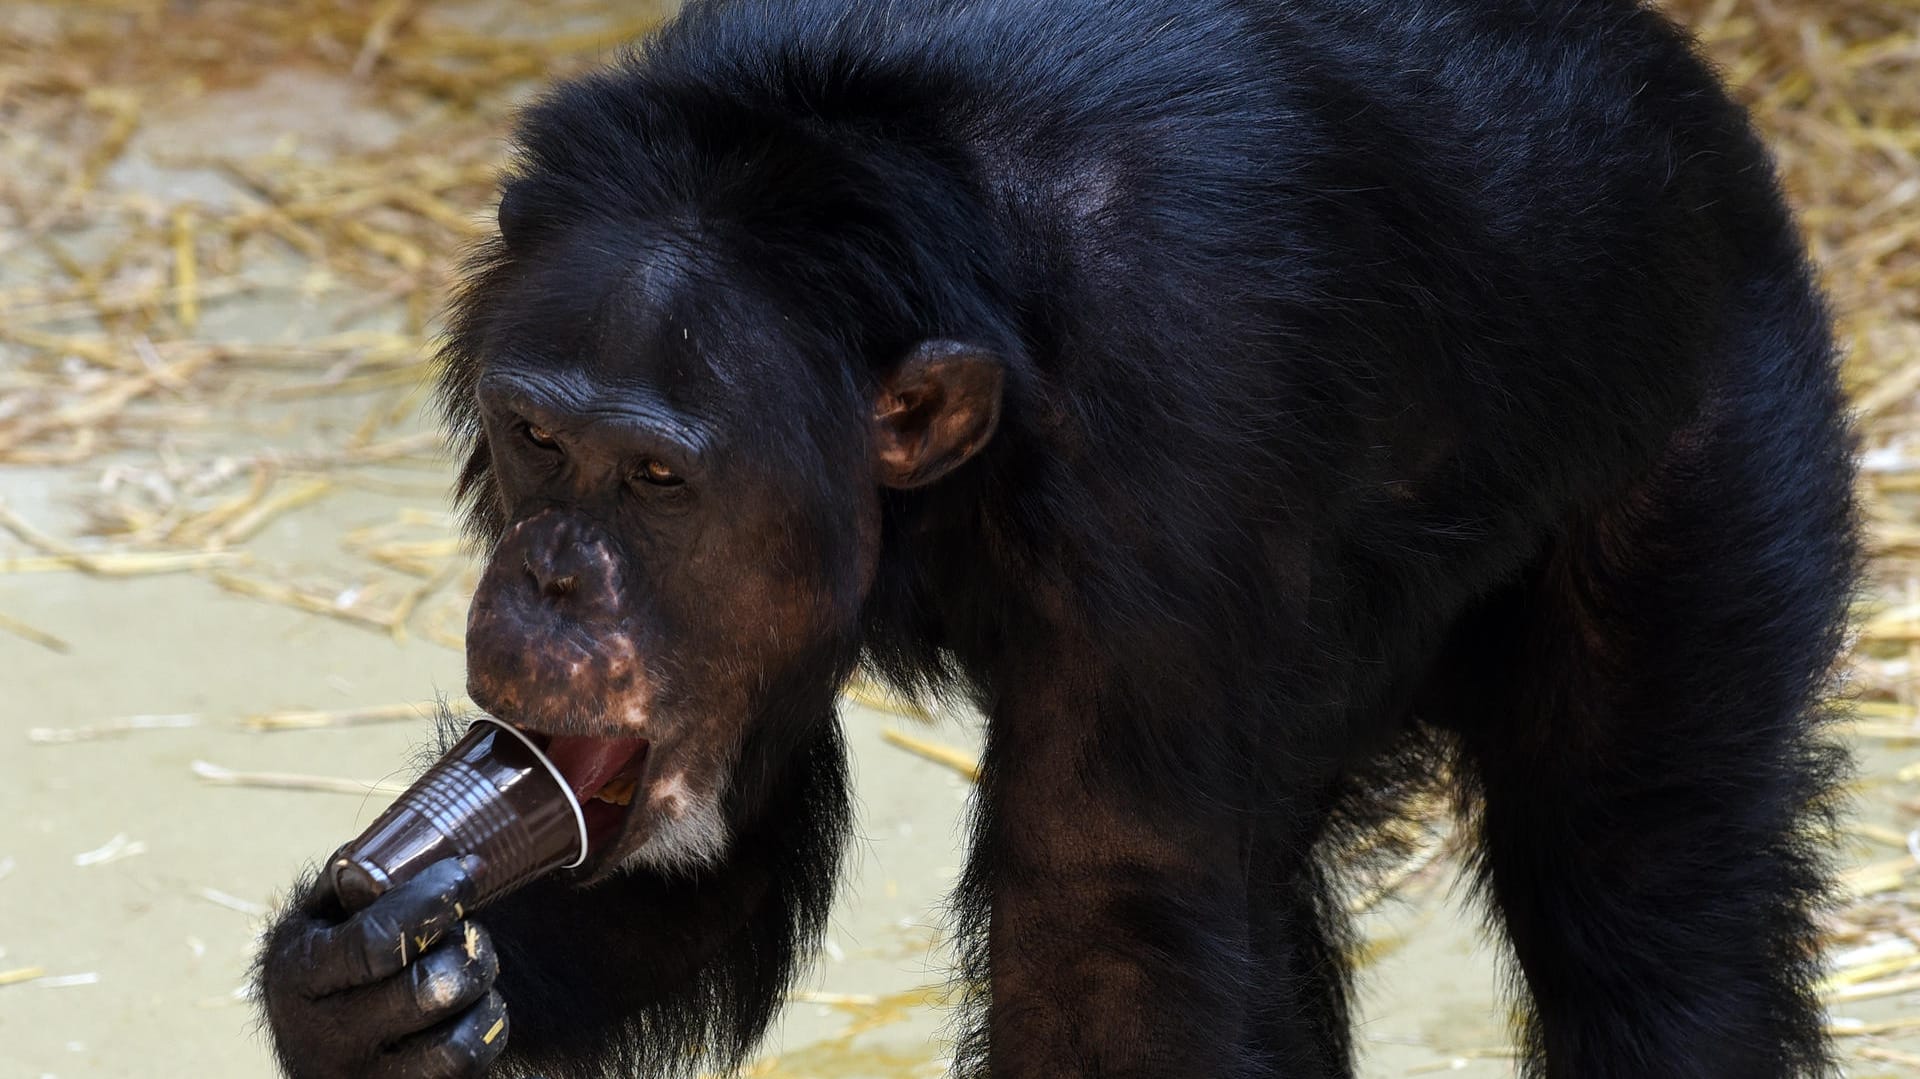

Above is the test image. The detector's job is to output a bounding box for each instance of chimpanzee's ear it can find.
[872,340,1005,489]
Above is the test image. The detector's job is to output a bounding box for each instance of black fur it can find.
[468,715,851,1079]
[261,0,1858,1076]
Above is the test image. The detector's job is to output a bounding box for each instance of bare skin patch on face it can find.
[617,698,650,730]
[649,771,694,817]
[627,770,730,875]
[464,510,655,735]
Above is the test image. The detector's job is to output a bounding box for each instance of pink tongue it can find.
[541,736,645,800]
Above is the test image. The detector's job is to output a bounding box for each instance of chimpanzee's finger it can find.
[300,855,485,997]
[295,863,347,919]
[375,989,509,1079]
[350,922,498,1042]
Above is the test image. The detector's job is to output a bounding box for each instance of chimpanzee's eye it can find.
[635,459,683,487]
[524,424,560,450]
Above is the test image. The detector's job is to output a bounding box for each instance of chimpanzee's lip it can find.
[514,728,649,870]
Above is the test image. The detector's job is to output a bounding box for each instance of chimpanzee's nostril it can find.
[522,557,575,599]
[503,513,621,617]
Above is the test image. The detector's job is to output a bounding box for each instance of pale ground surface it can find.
[1,3,1916,1078]
[0,456,1523,1079]
[0,449,1524,1079]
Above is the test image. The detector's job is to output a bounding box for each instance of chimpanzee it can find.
[257,0,1858,1076]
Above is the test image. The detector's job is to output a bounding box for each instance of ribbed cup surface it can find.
[329,719,586,912]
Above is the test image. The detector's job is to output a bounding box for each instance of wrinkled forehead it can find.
[478,223,806,416]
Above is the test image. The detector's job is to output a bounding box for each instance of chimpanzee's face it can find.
[449,222,1001,878]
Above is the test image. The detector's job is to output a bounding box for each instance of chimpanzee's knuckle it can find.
[462,923,500,984]
[397,857,478,922]
[418,1029,489,1078]
[354,914,400,968]
[371,989,507,1079]
[468,991,511,1067]
[407,942,486,1018]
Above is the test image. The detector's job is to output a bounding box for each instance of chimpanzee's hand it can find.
[258,856,508,1079]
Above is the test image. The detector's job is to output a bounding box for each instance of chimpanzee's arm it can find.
[950,639,1349,1079]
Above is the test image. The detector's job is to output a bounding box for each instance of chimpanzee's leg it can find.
[1439,295,1854,1078]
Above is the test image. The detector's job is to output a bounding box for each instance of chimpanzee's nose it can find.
[525,556,577,598]
[504,510,625,621]
[524,537,594,600]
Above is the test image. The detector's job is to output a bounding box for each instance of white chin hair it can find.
[622,787,730,876]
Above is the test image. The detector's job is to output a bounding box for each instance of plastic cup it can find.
[328,716,587,912]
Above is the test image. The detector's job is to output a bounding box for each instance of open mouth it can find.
[521,731,650,860]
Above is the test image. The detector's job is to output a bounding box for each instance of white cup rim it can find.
[469,715,590,870]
